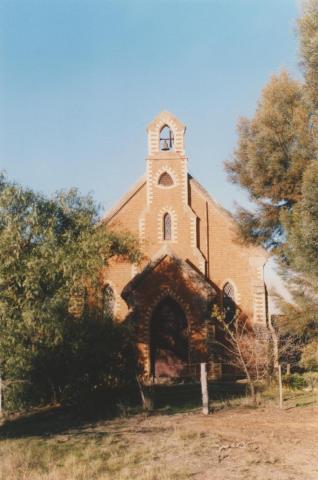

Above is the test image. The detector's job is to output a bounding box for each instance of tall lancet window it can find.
[223,282,236,322]
[163,213,172,240]
[160,125,174,151]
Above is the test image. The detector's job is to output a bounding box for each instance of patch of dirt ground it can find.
[0,398,317,479]
[88,403,318,480]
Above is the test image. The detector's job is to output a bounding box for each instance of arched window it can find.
[102,284,115,320]
[223,282,236,322]
[158,172,174,186]
[159,125,174,151]
[163,213,172,240]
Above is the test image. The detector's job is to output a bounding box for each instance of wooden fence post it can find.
[278,364,283,409]
[136,375,153,411]
[0,371,2,416]
[200,362,209,415]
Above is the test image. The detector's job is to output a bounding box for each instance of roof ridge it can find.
[188,174,234,221]
[102,174,146,223]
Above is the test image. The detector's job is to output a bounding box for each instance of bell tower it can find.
[137,111,206,272]
[146,111,188,207]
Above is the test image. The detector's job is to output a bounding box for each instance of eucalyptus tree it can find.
[225,1,318,359]
[0,173,140,409]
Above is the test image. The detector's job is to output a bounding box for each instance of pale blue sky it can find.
[0,0,300,216]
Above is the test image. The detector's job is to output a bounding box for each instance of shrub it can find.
[303,371,318,391]
[283,373,308,390]
[300,339,318,371]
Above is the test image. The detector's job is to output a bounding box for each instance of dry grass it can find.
[0,391,317,480]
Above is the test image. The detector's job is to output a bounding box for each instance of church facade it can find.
[103,111,268,380]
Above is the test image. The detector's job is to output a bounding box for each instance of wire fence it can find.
[142,362,246,411]
[153,361,242,383]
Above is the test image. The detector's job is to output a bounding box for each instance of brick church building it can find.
[102,111,268,381]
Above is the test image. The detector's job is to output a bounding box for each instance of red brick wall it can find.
[102,112,268,375]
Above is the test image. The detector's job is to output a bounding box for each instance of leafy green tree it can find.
[300,339,318,371]
[225,71,315,251]
[0,173,140,410]
[298,0,318,113]
[225,1,318,355]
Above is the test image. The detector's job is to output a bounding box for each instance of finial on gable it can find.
[147,111,186,156]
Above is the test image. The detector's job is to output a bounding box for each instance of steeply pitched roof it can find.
[189,174,235,222]
[189,174,268,259]
[102,172,232,225]
[102,175,146,223]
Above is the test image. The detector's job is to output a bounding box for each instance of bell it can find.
[161,139,170,151]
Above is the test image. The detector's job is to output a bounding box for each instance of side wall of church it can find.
[189,179,267,324]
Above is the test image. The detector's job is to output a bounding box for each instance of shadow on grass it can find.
[0,381,247,439]
[0,385,143,440]
[0,405,97,439]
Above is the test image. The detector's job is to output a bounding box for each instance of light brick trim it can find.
[157,206,177,243]
[252,284,267,324]
[249,257,267,324]
[139,215,146,243]
[147,111,186,156]
[190,214,197,249]
[154,165,178,189]
[147,160,154,205]
[131,263,138,279]
[181,158,188,206]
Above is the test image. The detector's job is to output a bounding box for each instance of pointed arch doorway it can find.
[150,296,189,379]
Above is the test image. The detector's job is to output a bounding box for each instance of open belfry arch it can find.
[103,111,268,381]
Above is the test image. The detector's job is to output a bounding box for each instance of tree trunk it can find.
[249,378,257,406]
[247,374,257,407]
[235,340,257,406]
